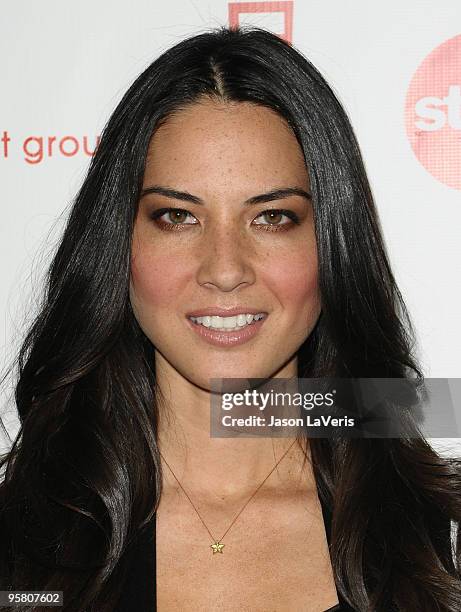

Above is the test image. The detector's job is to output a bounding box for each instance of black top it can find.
[115,495,355,611]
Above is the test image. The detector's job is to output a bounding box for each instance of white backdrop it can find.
[1,1,460,455]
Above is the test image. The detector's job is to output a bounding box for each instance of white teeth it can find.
[237,314,247,327]
[189,313,266,330]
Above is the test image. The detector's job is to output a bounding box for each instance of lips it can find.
[186,306,268,318]
[186,313,267,347]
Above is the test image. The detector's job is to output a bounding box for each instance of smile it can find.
[186,313,268,347]
[189,313,266,332]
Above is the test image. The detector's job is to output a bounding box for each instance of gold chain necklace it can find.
[159,439,297,555]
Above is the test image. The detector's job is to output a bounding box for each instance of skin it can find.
[129,97,322,492]
[130,98,320,381]
[129,99,338,609]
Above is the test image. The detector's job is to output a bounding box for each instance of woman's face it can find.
[130,99,321,390]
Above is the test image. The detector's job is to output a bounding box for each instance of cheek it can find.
[264,248,320,317]
[130,248,189,314]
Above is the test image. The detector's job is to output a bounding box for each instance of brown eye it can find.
[253,209,300,228]
[150,207,199,229]
[262,211,284,224]
[168,210,189,224]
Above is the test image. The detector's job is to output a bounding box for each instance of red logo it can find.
[405,34,461,190]
[228,2,293,44]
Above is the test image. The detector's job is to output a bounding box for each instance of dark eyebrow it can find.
[140,185,312,205]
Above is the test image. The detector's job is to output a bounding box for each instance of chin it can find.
[184,361,286,391]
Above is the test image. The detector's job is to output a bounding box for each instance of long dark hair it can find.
[1,24,460,611]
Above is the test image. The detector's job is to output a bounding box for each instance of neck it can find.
[154,354,315,503]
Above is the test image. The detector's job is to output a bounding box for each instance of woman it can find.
[1,24,460,612]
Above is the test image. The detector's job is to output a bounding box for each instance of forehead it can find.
[143,99,309,191]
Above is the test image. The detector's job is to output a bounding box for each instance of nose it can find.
[196,223,256,292]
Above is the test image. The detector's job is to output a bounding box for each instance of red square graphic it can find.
[228,2,293,44]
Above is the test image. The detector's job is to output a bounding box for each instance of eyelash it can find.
[149,207,301,232]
